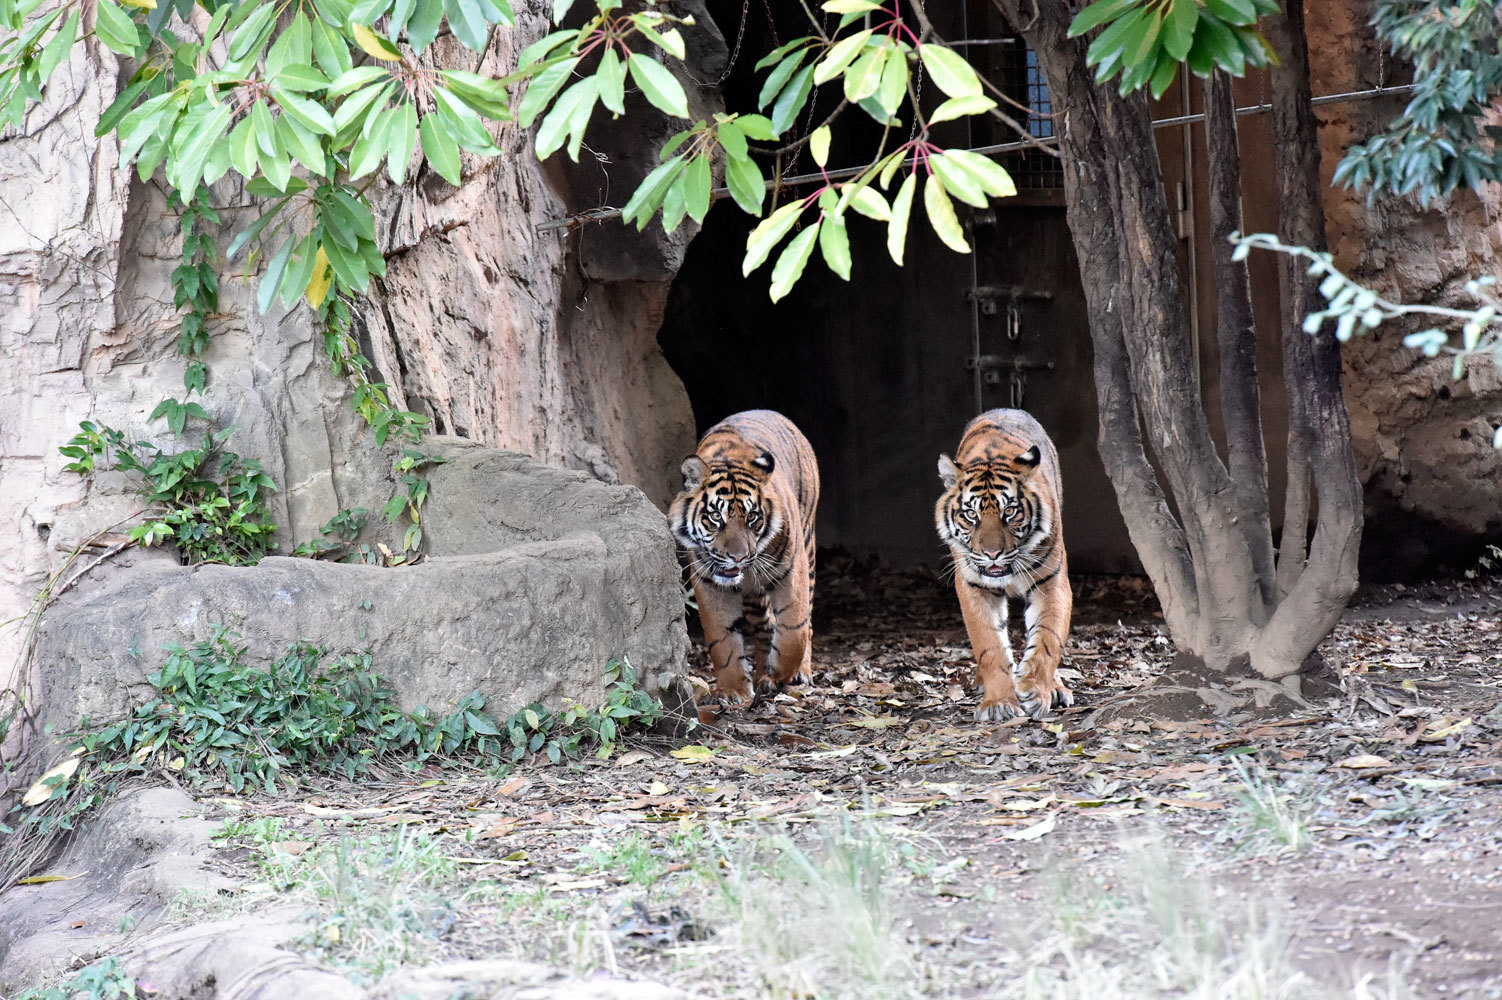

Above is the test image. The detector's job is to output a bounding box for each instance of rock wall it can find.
[1308,1,1502,577]
[1,10,719,712]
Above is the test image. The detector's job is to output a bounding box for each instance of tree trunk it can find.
[988,0,1361,685]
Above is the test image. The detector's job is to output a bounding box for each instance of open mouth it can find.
[712,566,743,583]
[979,564,1010,578]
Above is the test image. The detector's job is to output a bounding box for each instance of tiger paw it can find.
[975,696,1027,722]
[1013,673,1073,720]
[712,682,754,707]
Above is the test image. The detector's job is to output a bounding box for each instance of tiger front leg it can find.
[955,577,1024,721]
[766,573,813,689]
[1012,574,1074,720]
[694,582,754,706]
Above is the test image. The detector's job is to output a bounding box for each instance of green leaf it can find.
[768,224,818,303]
[517,28,578,68]
[311,18,353,79]
[433,86,501,153]
[227,0,278,61]
[275,63,331,92]
[812,28,872,86]
[1203,0,1259,27]
[887,172,915,264]
[257,236,294,314]
[736,113,776,142]
[684,153,711,223]
[717,119,747,159]
[279,232,320,308]
[621,155,685,228]
[1164,0,1197,60]
[95,0,141,55]
[1067,0,1138,38]
[771,65,814,136]
[418,112,461,185]
[846,184,890,221]
[226,196,290,259]
[757,49,807,111]
[660,172,688,232]
[443,0,488,52]
[822,0,879,12]
[386,101,418,183]
[272,85,337,135]
[171,103,233,197]
[875,41,908,116]
[809,124,831,169]
[818,213,851,281]
[631,18,684,60]
[929,94,996,125]
[38,9,79,82]
[97,77,151,137]
[724,149,765,215]
[328,66,388,99]
[406,0,443,52]
[349,105,396,178]
[627,54,689,119]
[332,81,390,135]
[742,200,803,275]
[251,99,279,156]
[517,57,579,129]
[597,47,625,115]
[918,43,982,98]
[843,42,888,103]
[278,114,328,175]
[943,148,1017,198]
[929,151,988,208]
[923,174,970,253]
[533,75,597,160]
[755,36,814,72]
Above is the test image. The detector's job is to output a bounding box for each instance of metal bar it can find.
[534,83,1417,234]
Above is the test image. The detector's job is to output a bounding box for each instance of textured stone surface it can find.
[1,10,719,721]
[29,440,690,739]
[1308,1,1502,573]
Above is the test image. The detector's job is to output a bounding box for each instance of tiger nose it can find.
[981,547,1005,561]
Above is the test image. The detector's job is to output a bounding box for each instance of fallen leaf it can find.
[271,840,313,855]
[478,817,519,839]
[848,714,904,730]
[22,758,80,807]
[69,920,85,929]
[1421,718,1473,742]
[1336,754,1392,769]
[615,750,652,767]
[1153,798,1226,811]
[496,776,528,797]
[15,872,86,885]
[987,793,1054,811]
[671,745,718,763]
[648,780,671,796]
[1002,815,1057,840]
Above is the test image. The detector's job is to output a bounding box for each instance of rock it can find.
[30,441,690,740]
[0,788,227,989]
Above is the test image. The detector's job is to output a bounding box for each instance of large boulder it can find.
[29,438,691,739]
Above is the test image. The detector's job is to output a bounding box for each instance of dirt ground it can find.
[17,556,1502,997]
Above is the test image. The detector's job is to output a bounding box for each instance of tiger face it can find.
[935,445,1050,590]
[671,452,781,589]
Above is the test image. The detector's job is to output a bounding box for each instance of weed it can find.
[291,507,371,559]
[15,957,135,1000]
[59,412,276,567]
[578,832,667,888]
[1221,760,1315,856]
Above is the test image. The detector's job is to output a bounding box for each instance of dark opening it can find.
[657,0,1138,573]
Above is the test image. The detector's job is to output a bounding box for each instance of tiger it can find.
[935,408,1073,721]
[669,409,820,706]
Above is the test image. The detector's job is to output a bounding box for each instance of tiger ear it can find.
[937,454,959,489]
[681,456,706,490]
[751,451,775,476]
[1016,446,1041,469]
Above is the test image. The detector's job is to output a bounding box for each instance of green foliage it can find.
[292,505,371,558]
[1067,0,1280,99]
[59,409,278,565]
[381,448,444,560]
[499,657,661,763]
[1237,231,1502,445]
[1334,0,1502,205]
[14,957,136,1000]
[172,193,219,393]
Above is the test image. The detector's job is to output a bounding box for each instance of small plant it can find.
[59,409,277,566]
[292,506,371,559]
[170,192,218,396]
[500,658,661,764]
[380,449,446,562]
[578,831,667,888]
[1465,543,1502,580]
[16,957,136,1000]
[1221,760,1315,856]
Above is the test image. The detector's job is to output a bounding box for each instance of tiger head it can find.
[935,445,1048,588]
[670,451,780,589]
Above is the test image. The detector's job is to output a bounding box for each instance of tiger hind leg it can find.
[1011,571,1074,720]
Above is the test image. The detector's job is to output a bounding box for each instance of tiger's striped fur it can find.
[669,410,819,705]
[936,409,1073,721]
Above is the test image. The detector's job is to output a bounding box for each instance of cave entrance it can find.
[657,1,1138,572]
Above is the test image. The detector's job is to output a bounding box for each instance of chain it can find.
[1009,368,1027,409]
[717,0,752,86]
[1006,298,1021,340]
